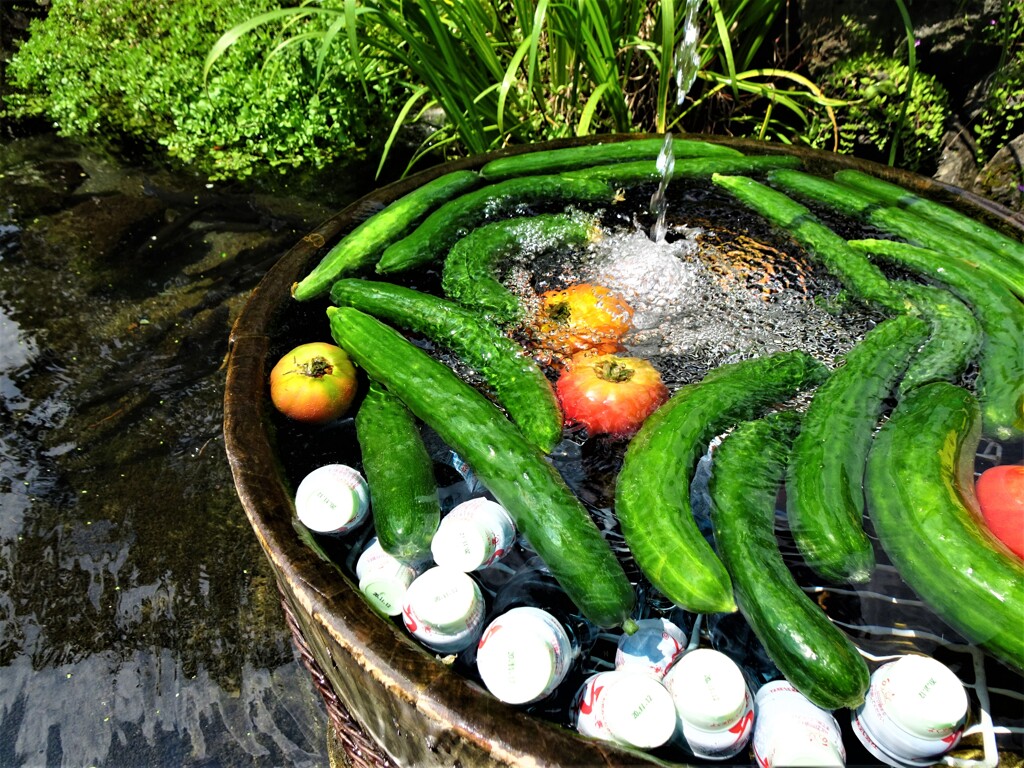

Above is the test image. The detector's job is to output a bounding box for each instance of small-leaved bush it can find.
[4,0,400,180]
[806,52,949,172]
[972,0,1024,161]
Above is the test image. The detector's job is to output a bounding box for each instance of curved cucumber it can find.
[896,280,982,395]
[560,153,801,185]
[615,350,829,614]
[441,212,601,324]
[329,279,563,453]
[479,137,742,180]
[292,170,481,301]
[865,382,1024,671]
[850,238,1024,441]
[355,382,440,561]
[768,168,1024,301]
[710,173,908,312]
[375,174,617,275]
[710,411,870,709]
[786,315,930,584]
[833,169,1024,270]
[327,306,635,629]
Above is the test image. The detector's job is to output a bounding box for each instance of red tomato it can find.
[555,354,668,437]
[533,284,634,358]
[975,464,1024,560]
[269,342,358,423]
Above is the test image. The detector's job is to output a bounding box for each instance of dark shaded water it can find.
[0,133,364,767]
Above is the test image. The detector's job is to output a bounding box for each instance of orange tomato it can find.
[555,354,668,437]
[269,342,358,423]
[533,284,633,358]
[975,464,1024,560]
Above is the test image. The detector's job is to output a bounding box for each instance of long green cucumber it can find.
[710,173,909,312]
[292,170,481,301]
[329,279,563,453]
[833,169,1024,268]
[441,212,601,324]
[865,382,1024,671]
[355,382,440,562]
[786,315,930,584]
[560,153,802,185]
[768,169,1024,300]
[615,350,829,614]
[849,238,1024,441]
[327,306,636,629]
[375,174,618,275]
[479,137,742,180]
[896,280,982,395]
[710,411,870,709]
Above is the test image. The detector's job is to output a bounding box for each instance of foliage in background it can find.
[3,0,400,180]
[208,0,842,176]
[971,0,1024,163]
[804,52,949,172]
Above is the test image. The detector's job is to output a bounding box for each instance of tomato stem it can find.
[596,359,634,383]
[301,355,334,378]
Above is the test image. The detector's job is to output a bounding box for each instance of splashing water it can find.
[675,0,703,103]
[649,133,676,243]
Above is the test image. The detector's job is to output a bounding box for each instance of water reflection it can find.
[0,134,343,766]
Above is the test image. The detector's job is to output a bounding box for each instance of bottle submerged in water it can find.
[475,559,597,712]
[574,668,678,750]
[752,680,846,767]
[354,537,428,617]
[401,565,486,654]
[430,497,517,573]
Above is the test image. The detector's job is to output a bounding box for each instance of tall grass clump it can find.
[208,0,842,176]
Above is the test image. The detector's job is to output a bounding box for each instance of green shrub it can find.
[4,0,400,181]
[972,1,1024,161]
[806,52,949,172]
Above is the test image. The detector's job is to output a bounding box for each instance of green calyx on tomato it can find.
[269,342,359,424]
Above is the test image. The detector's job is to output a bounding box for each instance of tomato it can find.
[269,342,358,423]
[533,284,633,359]
[555,354,668,437]
[975,464,1024,559]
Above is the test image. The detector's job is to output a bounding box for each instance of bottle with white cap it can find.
[574,668,678,750]
[401,566,486,654]
[851,654,968,767]
[751,679,846,767]
[474,559,596,709]
[293,463,369,535]
[430,497,516,572]
[354,537,427,617]
[614,617,687,679]
[663,647,755,760]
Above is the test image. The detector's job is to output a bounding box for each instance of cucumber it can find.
[865,382,1024,671]
[441,212,601,324]
[355,382,440,561]
[767,169,1024,300]
[786,315,930,584]
[327,306,636,629]
[560,153,802,185]
[292,170,481,301]
[710,411,870,710]
[710,173,908,312]
[478,137,742,180]
[615,350,829,614]
[329,279,563,453]
[849,238,1024,442]
[896,280,982,396]
[375,174,618,275]
[833,169,1024,268]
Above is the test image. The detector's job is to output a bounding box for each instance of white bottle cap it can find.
[665,648,748,730]
[294,464,369,534]
[477,608,561,705]
[431,498,516,572]
[403,566,483,635]
[598,671,678,749]
[356,543,418,617]
[885,654,968,739]
[615,617,687,678]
